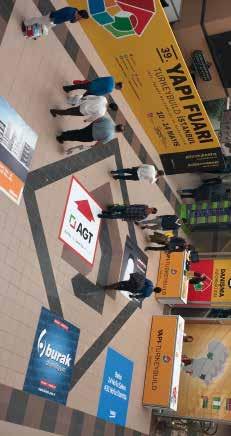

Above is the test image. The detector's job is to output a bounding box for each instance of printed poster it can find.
[59,177,102,266]
[0,96,38,204]
[68,0,223,174]
[143,315,184,410]
[97,348,133,426]
[24,307,80,405]
[188,259,231,306]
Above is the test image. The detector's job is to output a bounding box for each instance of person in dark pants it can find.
[160,0,169,6]
[179,184,231,201]
[145,236,186,252]
[56,116,124,147]
[23,6,89,29]
[63,76,122,96]
[138,215,187,231]
[110,165,164,183]
[202,177,222,185]
[98,205,157,222]
[104,272,161,301]
[50,98,118,123]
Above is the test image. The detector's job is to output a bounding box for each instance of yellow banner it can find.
[156,251,184,298]
[211,260,231,304]
[143,316,177,407]
[68,0,223,173]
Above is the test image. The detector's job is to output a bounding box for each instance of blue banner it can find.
[24,307,80,404]
[97,348,133,426]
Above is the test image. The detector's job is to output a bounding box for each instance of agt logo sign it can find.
[69,199,95,244]
[59,177,101,265]
[88,0,156,39]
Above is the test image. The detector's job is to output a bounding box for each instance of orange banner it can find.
[156,251,184,298]
[143,316,177,407]
[0,161,24,204]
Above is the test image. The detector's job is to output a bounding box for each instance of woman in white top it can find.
[50,96,118,123]
[111,165,164,184]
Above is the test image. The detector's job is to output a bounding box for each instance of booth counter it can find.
[143,315,185,411]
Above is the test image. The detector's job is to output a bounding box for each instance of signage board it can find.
[68,0,224,174]
[0,96,38,204]
[97,348,133,426]
[143,315,184,410]
[24,307,80,405]
[188,259,231,306]
[59,176,102,265]
[156,251,189,304]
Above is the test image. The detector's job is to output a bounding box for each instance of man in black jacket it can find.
[104,272,161,300]
[145,236,187,252]
[137,215,186,231]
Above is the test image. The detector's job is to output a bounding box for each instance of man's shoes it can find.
[50,109,56,118]
[144,247,149,251]
[63,86,70,93]
[98,214,103,218]
[56,136,63,144]
[21,22,26,33]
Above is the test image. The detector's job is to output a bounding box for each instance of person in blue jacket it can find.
[103,272,161,301]
[63,76,123,96]
[23,7,89,30]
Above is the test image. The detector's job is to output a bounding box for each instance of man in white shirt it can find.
[50,96,118,123]
[111,165,164,183]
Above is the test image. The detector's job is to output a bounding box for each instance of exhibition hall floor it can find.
[0,1,197,435]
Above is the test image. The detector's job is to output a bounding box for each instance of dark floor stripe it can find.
[23,186,63,317]
[38,0,54,15]
[70,301,138,388]
[40,400,59,433]
[72,275,105,314]
[115,425,125,436]
[0,0,15,22]
[27,141,119,191]
[94,417,106,436]
[6,390,28,425]
[68,409,84,436]
[1,384,150,436]
[64,31,79,62]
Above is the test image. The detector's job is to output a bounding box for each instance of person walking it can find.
[50,96,118,123]
[104,272,161,301]
[23,6,89,29]
[203,174,231,185]
[98,205,157,222]
[110,165,164,183]
[63,76,122,96]
[145,236,186,252]
[179,183,231,201]
[56,116,124,147]
[137,214,186,231]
